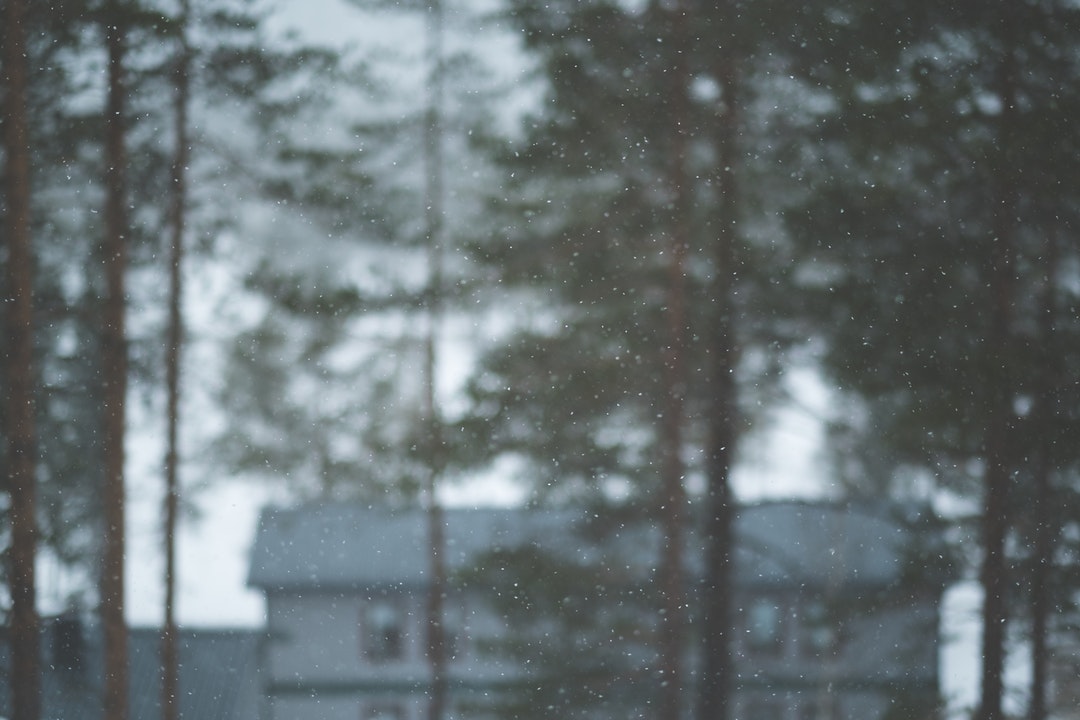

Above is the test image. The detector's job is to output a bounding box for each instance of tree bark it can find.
[976,8,1018,720]
[1027,232,1058,720]
[2,0,42,717]
[423,3,448,719]
[699,32,740,720]
[162,3,191,719]
[101,9,130,720]
[425,482,448,720]
[658,3,691,718]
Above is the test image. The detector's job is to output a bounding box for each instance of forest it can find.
[1,1,1079,720]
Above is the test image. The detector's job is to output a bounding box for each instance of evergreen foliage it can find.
[0,0,301,614]
[2,0,1078,717]
[783,2,1080,716]
[213,0,513,500]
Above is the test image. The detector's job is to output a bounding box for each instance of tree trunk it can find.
[976,9,1018,720]
[658,3,691,718]
[101,10,130,720]
[1027,232,1058,720]
[2,0,42,717]
[423,3,448,719]
[699,35,740,720]
[162,3,191,719]
[425,485,448,720]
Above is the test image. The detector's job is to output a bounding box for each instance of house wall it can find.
[729,588,940,719]
[262,583,940,720]
[263,588,516,720]
[266,590,427,681]
[270,694,426,720]
[733,591,939,680]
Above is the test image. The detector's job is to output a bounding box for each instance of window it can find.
[801,600,842,658]
[745,598,784,654]
[363,600,404,661]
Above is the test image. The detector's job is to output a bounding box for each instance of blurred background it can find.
[2,1,1078,719]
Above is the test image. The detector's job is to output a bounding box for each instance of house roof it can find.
[248,499,930,593]
[730,500,920,588]
[0,622,260,720]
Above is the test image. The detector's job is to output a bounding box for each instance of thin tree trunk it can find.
[162,3,191,719]
[658,3,691,718]
[102,10,130,720]
[977,325,1011,720]
[1028,232,1058,720]
[699,33,740,720]
[1027,476,1050,720]
[425,478,448,720]
[976,8,1018,720]
[423,2,448,719]
[2,0,42,717]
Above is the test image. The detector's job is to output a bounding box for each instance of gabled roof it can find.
[0,623,260,720]
[248,499,928,593]
[729,500,922,588]
[248,503,581,591]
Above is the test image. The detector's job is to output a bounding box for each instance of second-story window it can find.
[745,598,783,654]
[801,599,842,658]
[363,600,404,661]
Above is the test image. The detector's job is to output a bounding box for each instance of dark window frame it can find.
[744,596,785,655]
[799,596,847,660]
[361,598,405,662]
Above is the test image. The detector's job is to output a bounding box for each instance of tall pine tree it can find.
[101,2,132,716]
[2,0,42,716]
[784,2,1080,717]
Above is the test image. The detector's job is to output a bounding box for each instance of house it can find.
[248,499,950,720]
[0,619,260,720]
